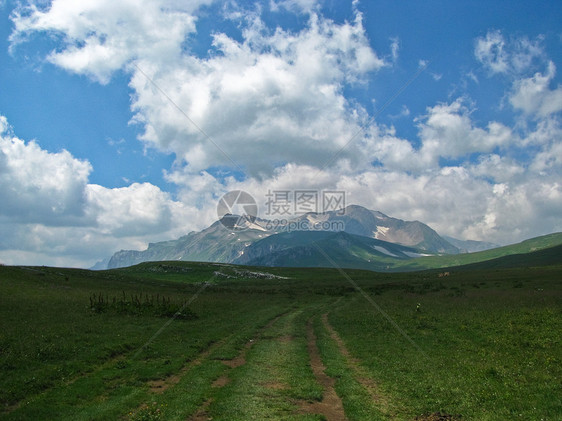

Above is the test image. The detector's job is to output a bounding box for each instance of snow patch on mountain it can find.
[373,245,398,257]
[404,251,432,258]
[373,226,390,239]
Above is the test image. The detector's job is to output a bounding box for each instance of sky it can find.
[0,0,561,268]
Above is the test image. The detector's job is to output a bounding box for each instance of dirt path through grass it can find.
[147,336,231,394]
[302,317,347,420]
[186,312,287,420]
[321,313,391,413]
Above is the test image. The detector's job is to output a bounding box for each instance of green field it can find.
[1,260,561,420]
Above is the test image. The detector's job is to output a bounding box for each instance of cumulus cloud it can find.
[468,154,524,183]
[530,141,562,174]
[366,99,513,172]
[209,161,560,245]
[85,183,184,237]
[129,11,385,177]
[0,116,92,225]
[10,0,213,83]
[12,1,385,177]
[475,31,562,118]
[475,30,544,76]
[270,0,319,14]
[510,61,562,117]
[0,115,197,267]
[475,30,509,74]
[416,99,513,166]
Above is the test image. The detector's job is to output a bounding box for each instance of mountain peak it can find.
[106,204,460,269]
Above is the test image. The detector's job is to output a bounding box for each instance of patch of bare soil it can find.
[212,375,230,388]
[298,319,347,421]
[220,336,254,368]
[262,381,287,390]
[277,334,294,343]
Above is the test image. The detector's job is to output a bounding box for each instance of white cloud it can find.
[0,115,199,267]
[468,154,524,183]
[415,99,513,168]
[212,162,561,245]
[475,30,544,76]
[530,141,562,174]
[368,98,518,172]
[10,0,213,84]
[474,31,562,119]
[129,11,385,177]
[325,96,530,186]
[85,183,185,237]
[510,61,562,117]
[0,116,92,225]
[12,3,385,176]
[475,30,508,74]
[270,0,319,14]
[390,37,399,62]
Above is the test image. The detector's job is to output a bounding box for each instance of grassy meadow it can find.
[0,261,560,420]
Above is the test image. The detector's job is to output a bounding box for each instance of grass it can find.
[329,270,562,419]
[1,261,561,420]
[392,232,562,271]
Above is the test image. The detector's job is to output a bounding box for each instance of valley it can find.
[1,251,561,420]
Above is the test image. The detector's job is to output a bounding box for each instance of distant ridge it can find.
[443,236,499,253]
[394,232,562,271]
[103,205,561,272]
[445,243,562,271]
[234,231,562,272]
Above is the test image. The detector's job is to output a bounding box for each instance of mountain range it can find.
[104,205,500,270]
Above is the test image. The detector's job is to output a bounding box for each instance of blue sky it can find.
[0,0,561,267]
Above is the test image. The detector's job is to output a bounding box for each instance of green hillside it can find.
[235,230,420,271]
[442,243,562,271]
[394,232,562,271]
[233,230,562,272]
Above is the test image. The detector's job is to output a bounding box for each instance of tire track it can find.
[300,317,347,421]
[147,337,230,394]
[186,312,287,421]
[321,313,391,413]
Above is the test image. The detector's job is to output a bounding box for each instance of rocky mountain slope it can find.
[106,205,466,269]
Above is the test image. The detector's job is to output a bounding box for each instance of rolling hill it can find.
[234,230,426,271]
[392,232,562,271]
